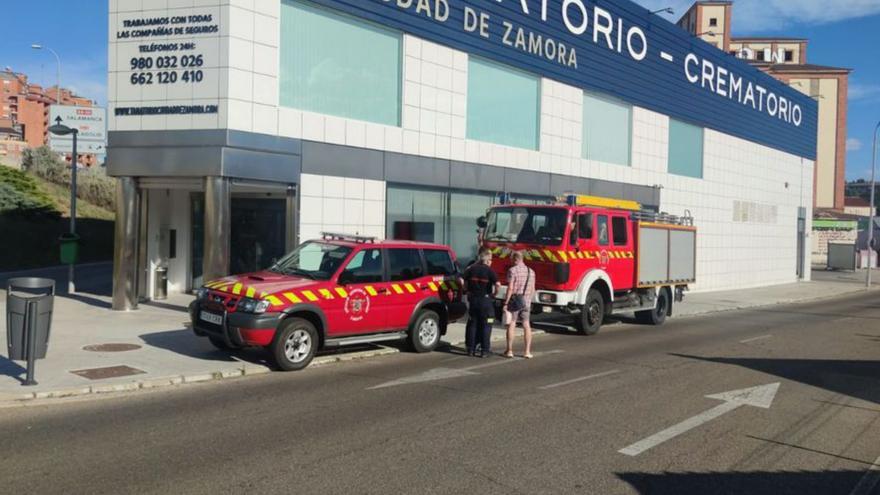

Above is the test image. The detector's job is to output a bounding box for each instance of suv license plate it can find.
[200,311,222,325]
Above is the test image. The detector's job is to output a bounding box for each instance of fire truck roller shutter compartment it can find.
[637,225,696,287]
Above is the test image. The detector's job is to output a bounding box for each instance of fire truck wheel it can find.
[636,288,669,326]
[409,309,441,353]
[270,318,319,371]
[576,289,605,336]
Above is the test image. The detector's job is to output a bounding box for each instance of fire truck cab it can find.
[478,195,696,335]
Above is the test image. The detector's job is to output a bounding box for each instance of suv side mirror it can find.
[476,216,487,229]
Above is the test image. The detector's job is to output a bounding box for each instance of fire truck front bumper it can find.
[494,287,579,313]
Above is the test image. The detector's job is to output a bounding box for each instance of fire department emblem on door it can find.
[344,288,371,321]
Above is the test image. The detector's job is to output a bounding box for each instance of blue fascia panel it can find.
[300,0,818,160]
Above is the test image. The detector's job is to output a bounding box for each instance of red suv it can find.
[190,233,466,370]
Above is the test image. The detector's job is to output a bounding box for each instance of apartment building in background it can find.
[0,70,98,166]
[678,1,850,211]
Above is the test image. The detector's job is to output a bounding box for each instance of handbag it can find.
[506,268,530,313]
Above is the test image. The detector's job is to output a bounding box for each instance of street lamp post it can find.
[868,121,880,289]
[48,117,78,293]
[31,44,61,104]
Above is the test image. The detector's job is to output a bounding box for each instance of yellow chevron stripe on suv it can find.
[265,295,283,307]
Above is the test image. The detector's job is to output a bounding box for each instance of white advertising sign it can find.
[110,7,222,129]
[49,106,107,154]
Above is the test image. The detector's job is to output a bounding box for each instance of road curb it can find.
[0,346,399,405]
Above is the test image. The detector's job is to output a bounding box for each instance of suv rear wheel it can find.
[270,318,319,371]
[409,309,441,353]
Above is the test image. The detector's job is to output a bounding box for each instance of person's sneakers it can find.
[479,350,493,358]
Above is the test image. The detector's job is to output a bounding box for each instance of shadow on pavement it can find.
[0,262,113,298]
[139,329,391,370]
[0,355,26,384]
[141,300,190,313]
[671,354,880,405]
[139,329,266,365]
[616,470,868,495]
[58,293,112,309]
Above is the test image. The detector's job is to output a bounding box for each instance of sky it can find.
[1,0,878,180]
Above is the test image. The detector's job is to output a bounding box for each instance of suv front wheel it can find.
[409,309,441,353]
[270,318,319,371]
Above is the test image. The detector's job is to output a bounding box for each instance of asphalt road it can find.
[1,291,879,495]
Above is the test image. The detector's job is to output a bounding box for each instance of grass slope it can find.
[0,166,115,271]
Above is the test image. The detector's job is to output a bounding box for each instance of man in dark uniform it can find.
[463,248,499,357]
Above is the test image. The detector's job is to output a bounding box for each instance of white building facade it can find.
[107,0,817,309]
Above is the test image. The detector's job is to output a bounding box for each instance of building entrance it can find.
[230,197,287,275]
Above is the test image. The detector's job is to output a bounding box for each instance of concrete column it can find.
[285,184,298,251]
[203,176,231,282]
[112,177,139,311]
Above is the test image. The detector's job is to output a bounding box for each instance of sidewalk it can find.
[1,268,876,402]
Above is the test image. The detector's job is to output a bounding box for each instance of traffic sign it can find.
[48,106,106,154]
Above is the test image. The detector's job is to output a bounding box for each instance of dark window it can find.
[709,17,718,27]
[388,248,425,281]
[577,214,593,240]
[424,249,456,276]
[597,216,609,246]
[340,248,383,284]
[784,50,794,62]
[756,51,766,61]
[612,217,628,246]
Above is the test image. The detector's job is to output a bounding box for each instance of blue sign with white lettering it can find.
[309,0,818,159]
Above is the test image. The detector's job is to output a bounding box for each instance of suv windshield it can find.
[269,242,353,281]
[484,207,569,246]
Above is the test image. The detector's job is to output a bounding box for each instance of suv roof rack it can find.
[320,232,377,243]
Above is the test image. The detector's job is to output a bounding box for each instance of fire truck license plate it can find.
[200,311,223,325]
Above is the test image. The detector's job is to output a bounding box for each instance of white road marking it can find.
[660,51,674,62]
[538,370,621,390]
[368,350,563,390]
[850,454,880,495]
[740,335,773,344]
[619,383,780,457]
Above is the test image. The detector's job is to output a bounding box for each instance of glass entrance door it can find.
[231,198,287,274]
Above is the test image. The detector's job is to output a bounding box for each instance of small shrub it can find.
[0,166,58,217]
[22,145,116,210]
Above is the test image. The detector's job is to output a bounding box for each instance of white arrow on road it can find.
[367,351,563,390]
[618,382,781,457]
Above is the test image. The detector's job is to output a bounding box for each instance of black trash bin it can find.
[6,278,55,385]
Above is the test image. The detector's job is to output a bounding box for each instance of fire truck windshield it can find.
[484,207,568,246]
[269,241,353,280]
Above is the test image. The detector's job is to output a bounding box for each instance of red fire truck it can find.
[477,194,696,335]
